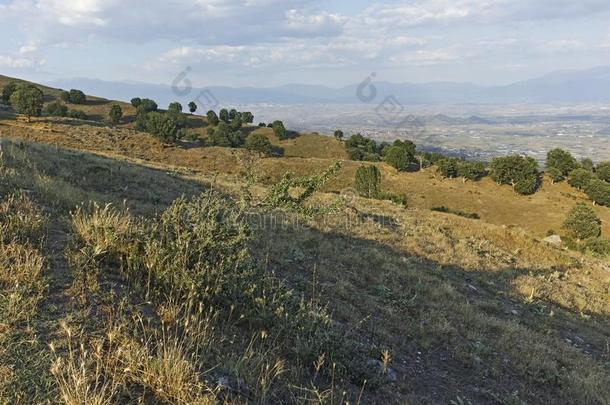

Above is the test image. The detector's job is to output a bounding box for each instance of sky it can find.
[1,0,610,88]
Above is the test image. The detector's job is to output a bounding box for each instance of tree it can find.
[384,145,410,171]
[580,157,594,172]
[138,99,158,113]
[436,158,459,178]
[229,108,238,120]
[168,102,183,113]
[1,81,18,104]
[131,97,142,108]
[547,167,565,184]
[272,120,287,140]
[10,84,44,120]
[562,203,601,240]
[585,178,610,207]
[546,148,578,178]
[490,155,539,195]
[568,168,592,190]
[44,101,68,117]
[188,101,197,114]
[60,91,70,102]
[245,133,272,156]
[108,104,123,125]
[596,162,610,183]
[334,129,344,140]
[355,165,381,198]
[457,160,486,181]
[345,133,379,161]
[219,108,230,123]
[68,89,86,104]
[240,111,254,123]
[206,110,219,126]
[144,112,180,144]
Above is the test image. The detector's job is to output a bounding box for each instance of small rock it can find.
[543,235,562,247]
[510,309,519,316]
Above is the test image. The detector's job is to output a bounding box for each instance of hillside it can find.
[1,78,610,404]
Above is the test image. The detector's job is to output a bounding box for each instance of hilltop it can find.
[1,76,610,404]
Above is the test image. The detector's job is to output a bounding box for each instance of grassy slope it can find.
[1,78,610,403]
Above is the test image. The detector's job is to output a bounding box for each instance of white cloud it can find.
[0,54,46,68]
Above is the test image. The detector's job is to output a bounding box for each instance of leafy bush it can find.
[585,178,610,206]
[130,97,142,108]
[45,101,68,117]
[582,238,610,258]
[345,134,380,161]
[546,148,578,178]
[490,155,539,195]
[596,162,610,183]
[10,84,44,118]
[568,168,592,190]
[562,203,601,240]
[206,110,219,126]
[245,133,272,155]
[168,102,182,113]
[68,110,87,120]
[137,99,158,114]
[272,120,287,140]
[355,165,381,198]
[384,146,411,171]
[1,81,18,104]
[547,167,565,183]
[334,129,344,140]
[457,160,486,181]
[188,101,197,114]
[436,158,459,178]
[144,112,180,144]
[67,89,86,104]
[108,104,123,125]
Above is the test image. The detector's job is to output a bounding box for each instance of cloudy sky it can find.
[1,0,609,87]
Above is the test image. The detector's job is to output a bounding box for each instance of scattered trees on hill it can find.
[208,122,246,147]
[568,168,593,190]
[61,89,86,104]
[562,203,601,240]
[585,178,610,207]
[130,97,142,108]
[108,104,123,125]
[384,145,411,171]
[490,155,539,195]
[345,134,383,161]
[188,101,197,114]
[436,158,486,181]
[245,133,272,156]
[334,129,344,140]
[1,81,18,104]
[137,99,158,114]
[10,84,44,120]
[580,158,594,172]
[355,165,381,198]
[546,148,578,181]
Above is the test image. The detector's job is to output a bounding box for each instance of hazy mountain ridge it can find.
[47,66,610,107]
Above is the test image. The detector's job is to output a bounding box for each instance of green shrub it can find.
[245,133,272,155]
[547,167,564,183]
[490,155,539,195]
[355,165,381,198]
[568,168,593,190]
[1,81,18,104]
[44,101,68,117]
[68,109,87,120]
[168,102,182,113]
[562,203,601,240]
[272,120,287,140]
[108,104,123,125]
[144,112,180,144]
[585,178,610,206]
[582,238,610,258]
[437,158,459,178]
[384,146,411,171]
[10,84,44,119]
[67,89,86,104]
[130,97,142,108]
[596,162,610,183]
[457,161,486,181]
[546,148,578,177]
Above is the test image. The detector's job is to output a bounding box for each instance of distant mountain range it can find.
[47,66,610,108]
